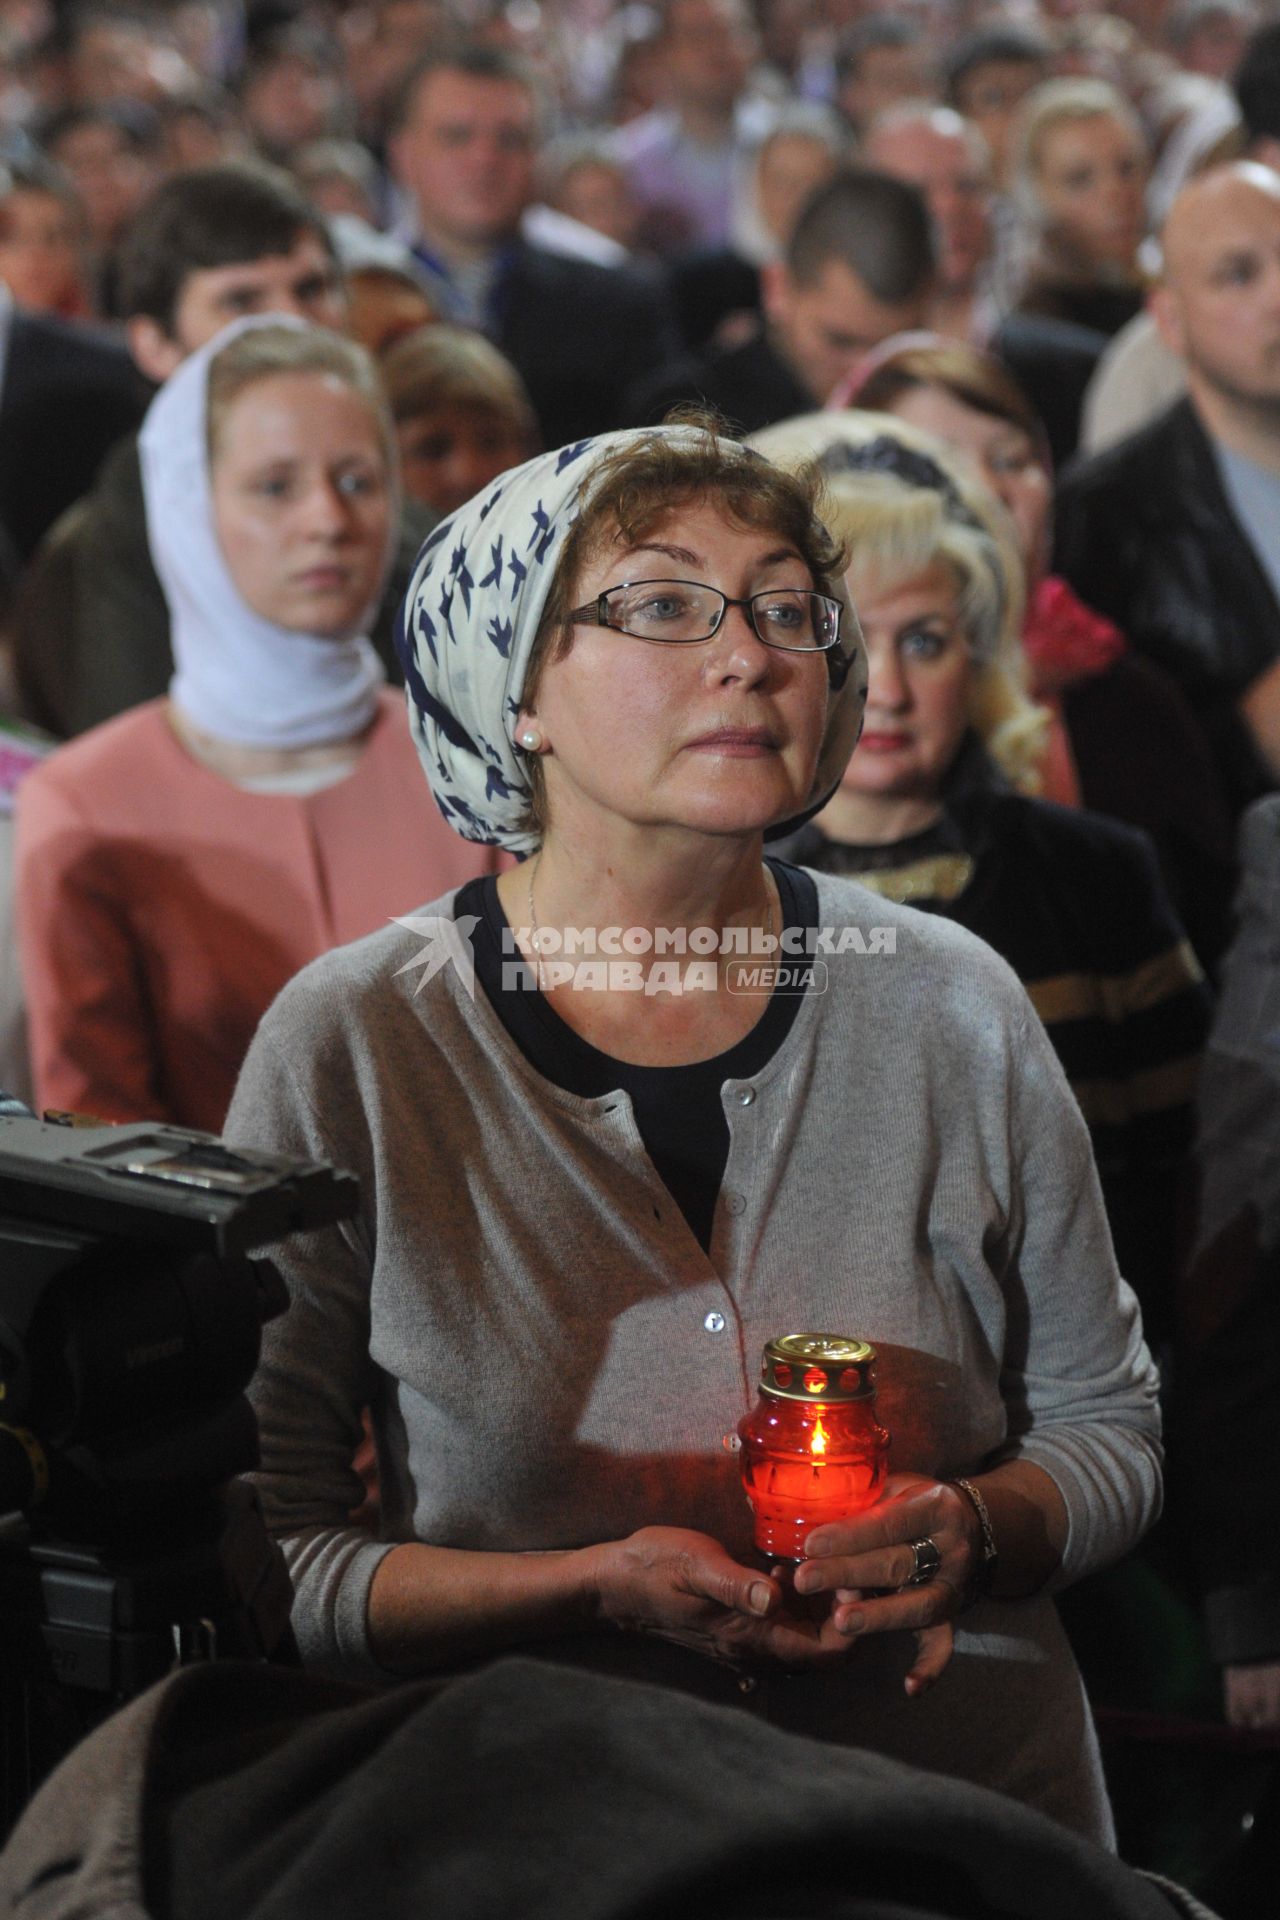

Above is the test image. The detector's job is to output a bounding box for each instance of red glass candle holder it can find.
[738,1334,890,1561]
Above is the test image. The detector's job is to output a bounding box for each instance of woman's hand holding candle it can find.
[793,1462,1070,1695]
[584,1526,858,1669]
[792,1472,982,1693]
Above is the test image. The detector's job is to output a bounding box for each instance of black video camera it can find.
[0,1100,359,1826]
[0,1104,357,1535]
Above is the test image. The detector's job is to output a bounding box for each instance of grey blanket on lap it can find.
[0,1656,1216,1920]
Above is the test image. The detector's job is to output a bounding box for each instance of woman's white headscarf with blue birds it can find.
[397,426,867,856]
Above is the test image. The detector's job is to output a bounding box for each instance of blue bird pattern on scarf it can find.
[479,537,504,592]
[396,439,833,850]
[402,427,859,852]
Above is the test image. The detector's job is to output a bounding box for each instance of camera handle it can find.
[0,1477,298,1840]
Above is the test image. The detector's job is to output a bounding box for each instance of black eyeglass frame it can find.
[567,579,844,654]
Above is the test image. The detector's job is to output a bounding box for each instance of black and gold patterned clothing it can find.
[788,778,1213,1342]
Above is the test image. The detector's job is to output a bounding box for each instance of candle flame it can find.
[811,1418,828,1458]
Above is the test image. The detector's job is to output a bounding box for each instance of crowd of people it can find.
[1,0,1279,1904]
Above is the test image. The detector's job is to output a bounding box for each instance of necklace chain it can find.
[525,855,780,995]
[527,854,547,993]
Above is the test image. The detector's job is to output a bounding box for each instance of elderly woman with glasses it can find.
[226,420,1160,1846]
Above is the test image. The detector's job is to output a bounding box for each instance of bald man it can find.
[862,101,1106,462]
[1153,163,1280,452]
[1055,163,1280,813]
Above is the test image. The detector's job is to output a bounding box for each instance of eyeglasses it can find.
[568,580,843,653]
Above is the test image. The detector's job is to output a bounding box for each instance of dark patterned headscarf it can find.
[397,428,867,854]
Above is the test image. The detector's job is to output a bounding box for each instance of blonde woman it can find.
[844,334,1237,972]
[758,409,1211,1345]
[755,407,1047,789]
[1010,78,1151,337]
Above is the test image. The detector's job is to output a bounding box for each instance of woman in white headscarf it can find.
[15,317,497,1130]
[223,416,1161,1847]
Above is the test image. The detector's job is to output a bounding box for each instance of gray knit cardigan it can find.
[225,873,1162,1845]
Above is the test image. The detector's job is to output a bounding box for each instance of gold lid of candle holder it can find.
[760,1334,877,1403]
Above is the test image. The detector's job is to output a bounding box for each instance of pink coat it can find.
[16,693,500,1130]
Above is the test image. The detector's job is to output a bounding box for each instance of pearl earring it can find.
[520,727,543,751]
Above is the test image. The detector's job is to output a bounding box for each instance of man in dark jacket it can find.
[0,295,148,569]
[626,168,935,433]
[389,41,678,449]
[1054,163,1280,814]
[13,161,431,740]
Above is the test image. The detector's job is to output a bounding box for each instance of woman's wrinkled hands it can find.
[586,1526,851,1670]
[791,1472,984,1695]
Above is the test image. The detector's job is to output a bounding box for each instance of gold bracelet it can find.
[949,1476,998,1606]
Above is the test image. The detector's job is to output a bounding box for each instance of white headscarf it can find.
[140,315,388,750]
[398,427,867,855]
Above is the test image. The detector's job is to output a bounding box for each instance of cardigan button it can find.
[734,1086,756,1106]
[703,1310,726,1333]
[725,1191,746,1216]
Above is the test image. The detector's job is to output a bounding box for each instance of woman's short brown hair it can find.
[519,413,848,833]
[852,338,1046,455]
[381,323,538,443]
